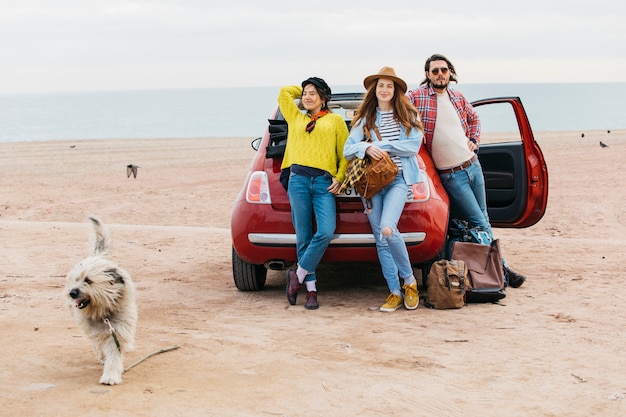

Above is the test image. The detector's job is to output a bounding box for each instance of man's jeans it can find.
[287,173,336,282]
[439,159,493,239]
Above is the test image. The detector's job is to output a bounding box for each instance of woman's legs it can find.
[299,175,336,277]
[287,173,335,308]
[288,173,314,270]
[366,175,415,296]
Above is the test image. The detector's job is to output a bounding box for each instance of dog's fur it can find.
[65,216,137,385]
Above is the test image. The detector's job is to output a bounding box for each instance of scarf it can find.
[305,109,330,133]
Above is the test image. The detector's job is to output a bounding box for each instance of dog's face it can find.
[65,256,131,320]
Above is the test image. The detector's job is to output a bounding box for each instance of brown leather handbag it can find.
[450,239,506,303]
[355,127,398,207]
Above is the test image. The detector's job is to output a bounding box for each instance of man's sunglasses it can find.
[430,67,449,75]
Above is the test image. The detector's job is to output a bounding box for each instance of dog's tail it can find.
[89,216,111,256]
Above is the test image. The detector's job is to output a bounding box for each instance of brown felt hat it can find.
[363,67,407,94]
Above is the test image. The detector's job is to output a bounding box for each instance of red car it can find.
[231,93,548,291]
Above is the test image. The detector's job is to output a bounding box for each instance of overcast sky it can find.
[1,0,624,94]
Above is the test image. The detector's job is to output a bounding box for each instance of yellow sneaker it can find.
[403,283,419,310]
[380,293,403,312]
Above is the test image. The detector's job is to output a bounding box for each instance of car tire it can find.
[232,247,267,291]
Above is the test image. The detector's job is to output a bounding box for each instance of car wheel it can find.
[232,247,267,291]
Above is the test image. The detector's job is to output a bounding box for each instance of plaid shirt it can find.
[406,85,481,154]
[338,157,367,194]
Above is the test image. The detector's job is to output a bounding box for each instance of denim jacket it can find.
[343,111,423,185]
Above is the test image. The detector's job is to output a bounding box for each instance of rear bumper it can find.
[231,185,449,266]
[249,232,426,247]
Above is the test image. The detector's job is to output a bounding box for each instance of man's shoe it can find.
[286,270,302,305]
[504,266,526,288]
[403,283,419,310]
[304,291,319,310]
[380,293,403,312]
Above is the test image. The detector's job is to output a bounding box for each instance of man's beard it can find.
[431,79,449,89]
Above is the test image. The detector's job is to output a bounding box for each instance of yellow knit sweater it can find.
[278,85,349,183]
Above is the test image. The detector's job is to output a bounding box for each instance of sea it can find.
[0,83,624,143]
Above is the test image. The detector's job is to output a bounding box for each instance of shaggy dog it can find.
[65,216,137,385]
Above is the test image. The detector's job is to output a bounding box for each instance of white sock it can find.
[296,265,307,284]
[305,280,317,292]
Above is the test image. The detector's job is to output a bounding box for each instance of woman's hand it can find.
[328,178,341,194]
[365,144,386,161]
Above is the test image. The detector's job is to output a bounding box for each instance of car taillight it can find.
[246,171,272,204]
[408,170,430,202]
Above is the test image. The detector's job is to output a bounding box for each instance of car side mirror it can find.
[251,137,262,151]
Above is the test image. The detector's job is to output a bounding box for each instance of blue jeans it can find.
[440,160,514,279]
[365,172,414,295]
[439,159,493,239]
[288,173,336,282]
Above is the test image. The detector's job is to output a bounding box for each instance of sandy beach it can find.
[1,129,625,416]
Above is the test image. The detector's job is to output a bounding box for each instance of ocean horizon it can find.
[0,82,624,143]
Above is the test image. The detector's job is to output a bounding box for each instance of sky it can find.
[1,0,625,94]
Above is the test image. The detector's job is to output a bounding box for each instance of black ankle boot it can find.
[504,266,526,288]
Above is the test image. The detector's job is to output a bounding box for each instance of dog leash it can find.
[103,318,121,353]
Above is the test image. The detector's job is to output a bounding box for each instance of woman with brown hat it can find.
[280,77,349,310]
[344,67,424,312]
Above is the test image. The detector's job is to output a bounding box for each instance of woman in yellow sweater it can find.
[280,77,349,310]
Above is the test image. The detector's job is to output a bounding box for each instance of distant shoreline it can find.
[1,128,623,146]
[3,129,619,144]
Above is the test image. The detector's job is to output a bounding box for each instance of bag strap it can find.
[456,260,466,294]
[443,260,452,290]
[363,126,383,142]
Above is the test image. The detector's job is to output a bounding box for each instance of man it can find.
[406,53,525,288]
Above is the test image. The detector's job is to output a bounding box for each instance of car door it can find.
[471,97,549,228]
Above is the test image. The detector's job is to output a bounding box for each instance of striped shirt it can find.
[378,110,403,169]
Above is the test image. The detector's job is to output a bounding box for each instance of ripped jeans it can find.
[364,172,414,295]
